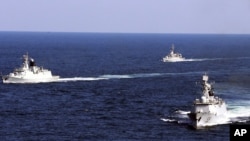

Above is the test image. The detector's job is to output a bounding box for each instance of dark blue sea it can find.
[0,32,250,141]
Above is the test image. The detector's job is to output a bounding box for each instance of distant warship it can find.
[162,44,185,62]
[2,53,59,83]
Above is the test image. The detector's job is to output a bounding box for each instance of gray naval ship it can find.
[162,44,185,62]
[2,53,60,83]
[188,74,228,129]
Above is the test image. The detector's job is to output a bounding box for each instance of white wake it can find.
[55,77,108,82]
[162,57,250,62]
[55,71,205,82]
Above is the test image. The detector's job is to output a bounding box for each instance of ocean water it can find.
[0,32,250,140]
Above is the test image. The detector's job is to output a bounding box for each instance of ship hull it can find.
[2,76,60,83]
[163,57,185,62]
[188,103,228,129]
